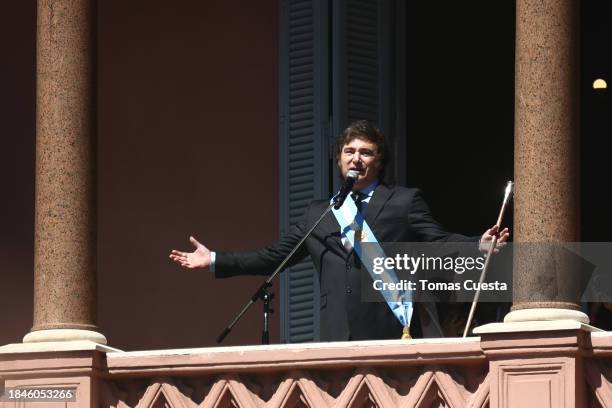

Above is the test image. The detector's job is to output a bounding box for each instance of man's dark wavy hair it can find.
[335,120,388,180]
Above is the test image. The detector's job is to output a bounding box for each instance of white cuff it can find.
[210,251,216,272]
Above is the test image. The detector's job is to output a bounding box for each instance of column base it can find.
[0,339,121,354]
[23,328,108,344]
[504,307,589,324]
[473,319,602,335]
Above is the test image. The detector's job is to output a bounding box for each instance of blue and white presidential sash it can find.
[332,195,414,331]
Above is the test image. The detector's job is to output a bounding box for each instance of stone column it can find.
[24,0,106,344]
[505,0,587,323]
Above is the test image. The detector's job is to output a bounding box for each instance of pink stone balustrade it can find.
[1,326,611,408]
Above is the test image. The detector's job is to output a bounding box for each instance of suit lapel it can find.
[312,200,346,254]
[364,183,394,228]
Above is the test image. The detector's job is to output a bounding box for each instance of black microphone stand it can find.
[217,191,351,344]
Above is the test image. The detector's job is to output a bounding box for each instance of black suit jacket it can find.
[215,184,476,341]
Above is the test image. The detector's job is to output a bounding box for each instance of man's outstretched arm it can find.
[169,203,313,277]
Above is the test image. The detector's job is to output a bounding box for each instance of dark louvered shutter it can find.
[279,0,330,343]
[331,0,406,189]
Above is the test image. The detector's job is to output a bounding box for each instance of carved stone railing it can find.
[103,339,488,408]
[1,324,611,407]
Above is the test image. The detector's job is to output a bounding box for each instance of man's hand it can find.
[169,236,212,270]
[479,225,509,254]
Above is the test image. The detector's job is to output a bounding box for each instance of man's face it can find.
[338,137,381,190]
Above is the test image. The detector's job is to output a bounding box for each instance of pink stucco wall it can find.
[0,0,280,350]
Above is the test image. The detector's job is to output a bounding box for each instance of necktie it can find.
[351,191,367,214]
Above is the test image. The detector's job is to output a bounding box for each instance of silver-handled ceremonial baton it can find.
[462,181,513,338]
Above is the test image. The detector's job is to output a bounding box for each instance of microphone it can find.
[333,170,359,209]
